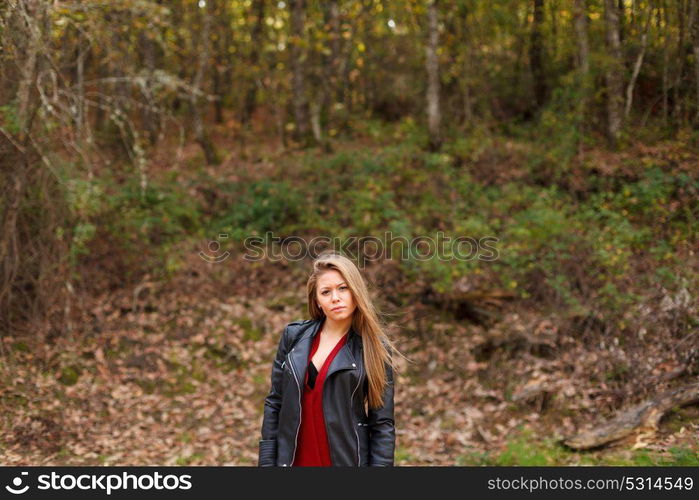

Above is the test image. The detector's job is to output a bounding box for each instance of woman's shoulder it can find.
[287,318,313,327]
[279,319,315,350]
[282,318,314,339]
[285,318,313,331]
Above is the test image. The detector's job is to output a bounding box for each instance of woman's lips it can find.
[331,306,345,312]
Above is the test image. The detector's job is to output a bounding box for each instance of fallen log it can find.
[563,382,699,450]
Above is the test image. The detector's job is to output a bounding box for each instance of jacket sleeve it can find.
[258,324,292,467]
[367,362,395,466]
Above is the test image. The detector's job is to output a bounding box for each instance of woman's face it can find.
[316,270,356,321]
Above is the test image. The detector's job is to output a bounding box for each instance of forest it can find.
[0,0,697,465]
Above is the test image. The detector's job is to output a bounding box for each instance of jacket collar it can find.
[288,317,361,384]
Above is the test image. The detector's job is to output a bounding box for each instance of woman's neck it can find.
[321,316,352,340]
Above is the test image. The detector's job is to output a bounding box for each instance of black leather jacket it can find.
[258,318,395,466]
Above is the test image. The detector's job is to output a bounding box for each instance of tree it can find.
[573,0,590,143]
[530,0,548,109]
[289,0,312,145]
[426,0,442,150]
[692,0,699,122]
[190,0,219,165]
[604,0,624,146]
[242,0,266,125]
[625,6,652,119]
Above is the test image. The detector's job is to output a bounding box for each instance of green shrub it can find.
[211,179,303,240]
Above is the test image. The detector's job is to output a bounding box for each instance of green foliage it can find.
[67,222,96,267]
[211,179,304,240]
[234,317,263,342]
[443,126,496,166]
[457,429,699,466]
[395,446,421,464]
[0,100,20,134]
[194,130,695,320]
[525,78,587,180]
[58,365,82,386]
[666,446,699,465]
[105,176,202,279]
[110,178,201,242]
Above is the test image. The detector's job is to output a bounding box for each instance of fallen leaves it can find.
[0,253,696,465]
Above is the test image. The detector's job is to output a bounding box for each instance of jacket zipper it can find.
[287,350,301,466]
[322,347,362,466]
[289,340,363,466]
[350,359,363,466]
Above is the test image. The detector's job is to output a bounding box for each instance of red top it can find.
[292,327,348,467]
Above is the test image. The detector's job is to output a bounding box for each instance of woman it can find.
[258,251,401,466]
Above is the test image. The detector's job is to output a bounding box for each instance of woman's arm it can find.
[367,362,395,466]
[258,324,292,466]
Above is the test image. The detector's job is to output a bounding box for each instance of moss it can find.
[266,294,299,312]
[1,393,28,407]
[165,380,196,396]
[395,446,419,464]
[667,446,699,465]
[457,428,699,466]
[200,343,242,373]
[176,453,204,465]
[662,405,699,433]
[58,365,82,386]
[178,431,193,444]
[233,317,263,342]
[133,379,158,395]
[12,341,29,352]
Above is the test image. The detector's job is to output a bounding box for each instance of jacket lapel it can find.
[326,325,360,379]
[287,319,321,389]
[287,318,360,385]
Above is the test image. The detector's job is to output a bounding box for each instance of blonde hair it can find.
[306,251,402,409]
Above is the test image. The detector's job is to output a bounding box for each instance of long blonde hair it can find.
[306,251,402,409]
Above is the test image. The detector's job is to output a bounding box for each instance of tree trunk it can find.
[618,0,625,44]
[305,3,337,152]
[139,27,158,144]
[573,0,590,140]
[426,0,442,151]
[625,9,652,119]
[691,0,699,123]
[457,3,473,125]
[604,0,624,146]
[563,383,699,450]
[211,0,227,125]
[289,0,312,145]
[550,0,558,59]
[321,0,341,135]
[673,0,688,124]
[75,29,88,144]
[190,2,219,165]
[15,0,42,142]
[530,0,547,109]
[574,0,590,79]
[242,0,265,125]
[329,0,342,104]
[310,98,324,147]
[661,4,670,124]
